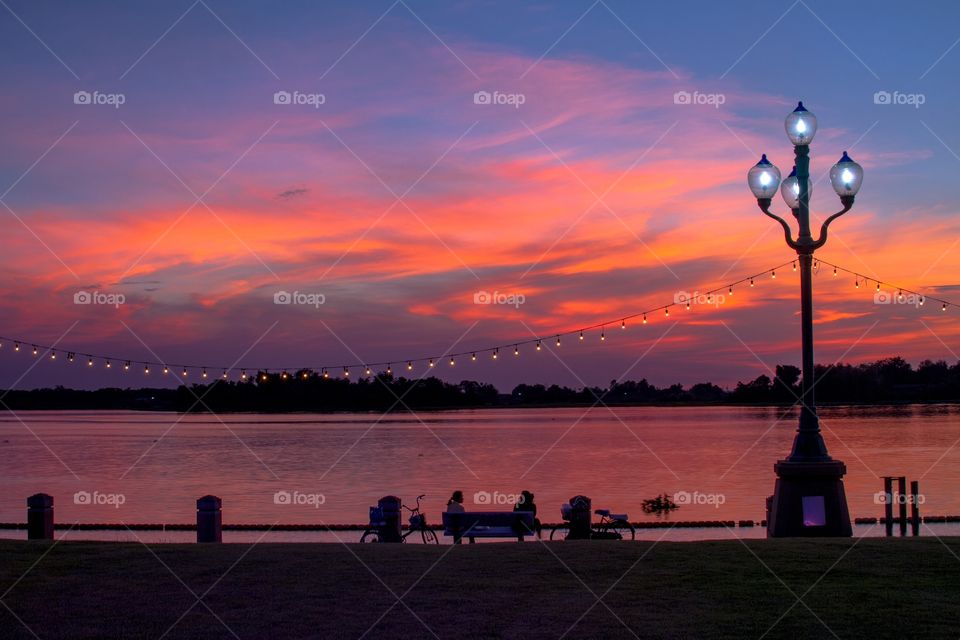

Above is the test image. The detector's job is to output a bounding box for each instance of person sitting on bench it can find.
[446,490,465,513]
[513,490,541,538]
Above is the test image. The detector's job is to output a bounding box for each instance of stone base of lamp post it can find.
[767,459,852,537]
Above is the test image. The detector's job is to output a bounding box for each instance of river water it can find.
[2,405,957,541]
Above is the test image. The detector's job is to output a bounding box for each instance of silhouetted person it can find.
[514,490,541,537]
[446,490,465,513]
[446,490,466,543]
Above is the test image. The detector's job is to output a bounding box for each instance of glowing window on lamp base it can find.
[802,496,826,527]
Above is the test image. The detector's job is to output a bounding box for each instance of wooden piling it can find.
[910,480,921,536]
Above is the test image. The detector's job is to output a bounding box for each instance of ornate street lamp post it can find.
[747,102,863,537]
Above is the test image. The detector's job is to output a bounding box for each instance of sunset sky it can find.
[1,0,959,390]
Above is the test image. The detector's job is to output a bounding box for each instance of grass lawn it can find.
[1,537,958,639]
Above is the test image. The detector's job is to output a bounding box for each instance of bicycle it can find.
[548,508,636,541]
[360,494,439,544]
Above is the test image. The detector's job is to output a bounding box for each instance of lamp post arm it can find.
[811,196,854,251]
[757,199,801,251]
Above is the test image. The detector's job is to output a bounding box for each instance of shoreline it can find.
[2,400,959,414]
[2,515,956,532]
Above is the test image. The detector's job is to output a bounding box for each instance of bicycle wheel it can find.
[359,529,381,543]
[421,528,439,545]
[548,526,565,541]
[609,520,635,541]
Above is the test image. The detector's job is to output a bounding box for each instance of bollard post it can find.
[882,477,893,537]
[898,476,908,537]
[196,495,222,543]
[910,480,921,536]
[27,493,54,540]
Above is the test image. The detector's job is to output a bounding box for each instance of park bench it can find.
[441,511,535,543]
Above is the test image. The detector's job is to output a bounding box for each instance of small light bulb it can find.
[686,300,690,309]
[123,361,130,371]
[514,346,519,356]
[184,369,189,377]
[67,353,74,362]
[643,314,647,324]
[163,366,169,374]
[555,336,561,347]
[366,367,372,375]
[343,369,349,377]
[32,346,38,356]
[50,351,56,360]
[407,362,413,370]
[144,365,150,374]
[323,369,329,378]
[621,319,626,330]
[262,373,269,381]
[536,341,541,351]
[855,279,859,289]
[241,371,247,380]
[665,308,669,317]
[428,359,434,367]
[386,365,392,374]
[600,329,605,341]
[833,267,838,276]
[223,371,229,379]
[943,303,948,312]
[876,282,881,292]
[471,353,476,361]
[793,261,797,271]
[450,357,456,366]
[14,343,20,351]
[87,358,93,367]
[202,369,208,378]
[898,290,903,301]
[771,270,776,279]
[750,279,754,287]
[492,350,498,360]
[729,287,733,296]
[919,297,925,306]
[303,372,309,379]
[579,331,584,341]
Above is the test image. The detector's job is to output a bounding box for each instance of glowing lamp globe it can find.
[829,151,863,197]
[747,154,781,199]
[780,166,812,210]
[785,102,817,146]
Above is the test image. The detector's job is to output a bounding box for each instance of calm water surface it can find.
[2,406,958,540]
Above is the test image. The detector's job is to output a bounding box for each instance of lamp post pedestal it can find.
[768,459,852,536]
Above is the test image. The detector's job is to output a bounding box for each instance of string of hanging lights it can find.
[0,259,952,380]
[812,258,953,312]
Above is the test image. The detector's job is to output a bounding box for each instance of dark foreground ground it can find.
[1,537,958,639]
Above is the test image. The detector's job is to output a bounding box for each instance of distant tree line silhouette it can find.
[2,357,958,411]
